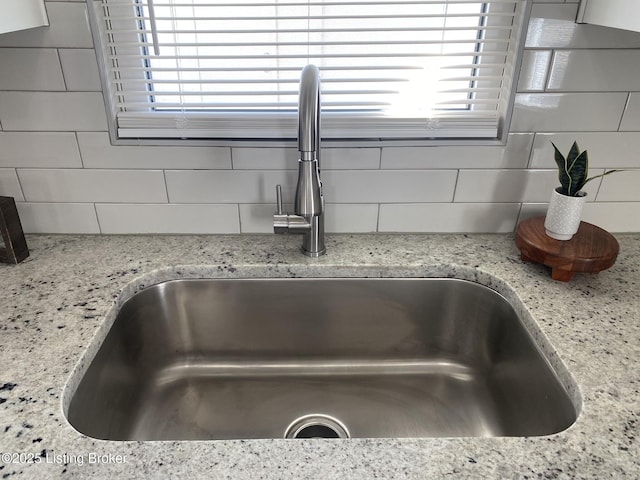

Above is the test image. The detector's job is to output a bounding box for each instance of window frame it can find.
[87,0,532,147]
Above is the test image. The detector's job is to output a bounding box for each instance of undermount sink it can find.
[65,277,577,440]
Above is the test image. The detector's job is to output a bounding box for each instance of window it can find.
[89,0,531,143]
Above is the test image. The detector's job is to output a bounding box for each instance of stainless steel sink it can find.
[65,278,577,440]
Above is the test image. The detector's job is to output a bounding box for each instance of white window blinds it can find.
[89,0,530,141]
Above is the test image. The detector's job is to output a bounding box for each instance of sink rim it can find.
[62,264,583,440]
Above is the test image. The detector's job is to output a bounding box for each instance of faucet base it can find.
[302,247,326,258]
[301,213,325,257]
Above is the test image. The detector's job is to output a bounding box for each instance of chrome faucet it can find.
[274,64,326,257]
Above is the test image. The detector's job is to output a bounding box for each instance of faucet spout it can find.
[298,64,321,160]
[273,64,326,257]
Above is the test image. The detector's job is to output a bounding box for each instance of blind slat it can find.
[107,39,512,49]
[108,51,512,60]
[106,13,515,21]
[121,1,515,5]
[105,26,515,35]
[111,64,507,73]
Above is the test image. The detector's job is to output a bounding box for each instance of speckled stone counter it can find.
[0,233,638,479]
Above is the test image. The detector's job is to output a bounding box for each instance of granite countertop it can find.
[0,233,638,479]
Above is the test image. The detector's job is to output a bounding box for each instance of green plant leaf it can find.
[567,141,580,168]
[569,150,588,196]
[565,141,583,195]
[551,142,571,195]
[583,169,625,186]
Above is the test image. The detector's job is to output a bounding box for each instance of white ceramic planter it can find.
[544,188,587,241]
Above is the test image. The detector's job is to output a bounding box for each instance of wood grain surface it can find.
[515,216,619,281]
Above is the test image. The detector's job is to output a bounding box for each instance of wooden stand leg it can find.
[551,268,574,282]
[520,252,534,263]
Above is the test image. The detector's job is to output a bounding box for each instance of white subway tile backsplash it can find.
[232,148,297,169]
[0,48,65,91]
[78,132,231,169]
[517,50,551,93]
[238,203,284,232]
[381,134,533,169]
[517,203,548,225]
[526,4,640,49]
[323,203,379,232]
[531,133,640,169]
[18,169,167,203]
[0,92,108,131]
[0,169,24,201]
[232,147,380,170]
[0,132,82,168]
[168,170,456,205]
[0,3,93,48]
[455,169,602,203]
[58,49,102,91]
[239,203,379,233]
[548,50,640,92]
[620,93,640,132]
[582,202,640,232]
[455,170,550,203]
[0,2,639,235]
[519,202,640,233]
[595,170,640,202]
[379,203,520,233]
[96,204,240,234]
[16,202,100,234]
[322,170,457,203]
[321,148,381,170]
[166,170,297,203]
[511,93,628,132]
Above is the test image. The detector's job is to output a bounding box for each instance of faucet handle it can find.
[274,185,310,234]
[275,185,284,215]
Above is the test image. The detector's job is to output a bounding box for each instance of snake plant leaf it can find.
[569,150,589,196]
[567,141,581,168]
[551,142,571,195]
[583,169,624,187]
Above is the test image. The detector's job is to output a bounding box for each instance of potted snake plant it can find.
[544,141,621,240]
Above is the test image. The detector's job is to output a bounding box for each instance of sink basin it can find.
[65,277,577,440]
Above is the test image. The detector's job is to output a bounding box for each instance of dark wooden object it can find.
[515,216,619,282]
[0,196,29,264]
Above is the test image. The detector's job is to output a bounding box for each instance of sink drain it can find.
[284,414,350,439]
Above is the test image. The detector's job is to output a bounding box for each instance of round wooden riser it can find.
[515,217,619,282]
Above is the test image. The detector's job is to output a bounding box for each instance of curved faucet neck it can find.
[298,64,321,162]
